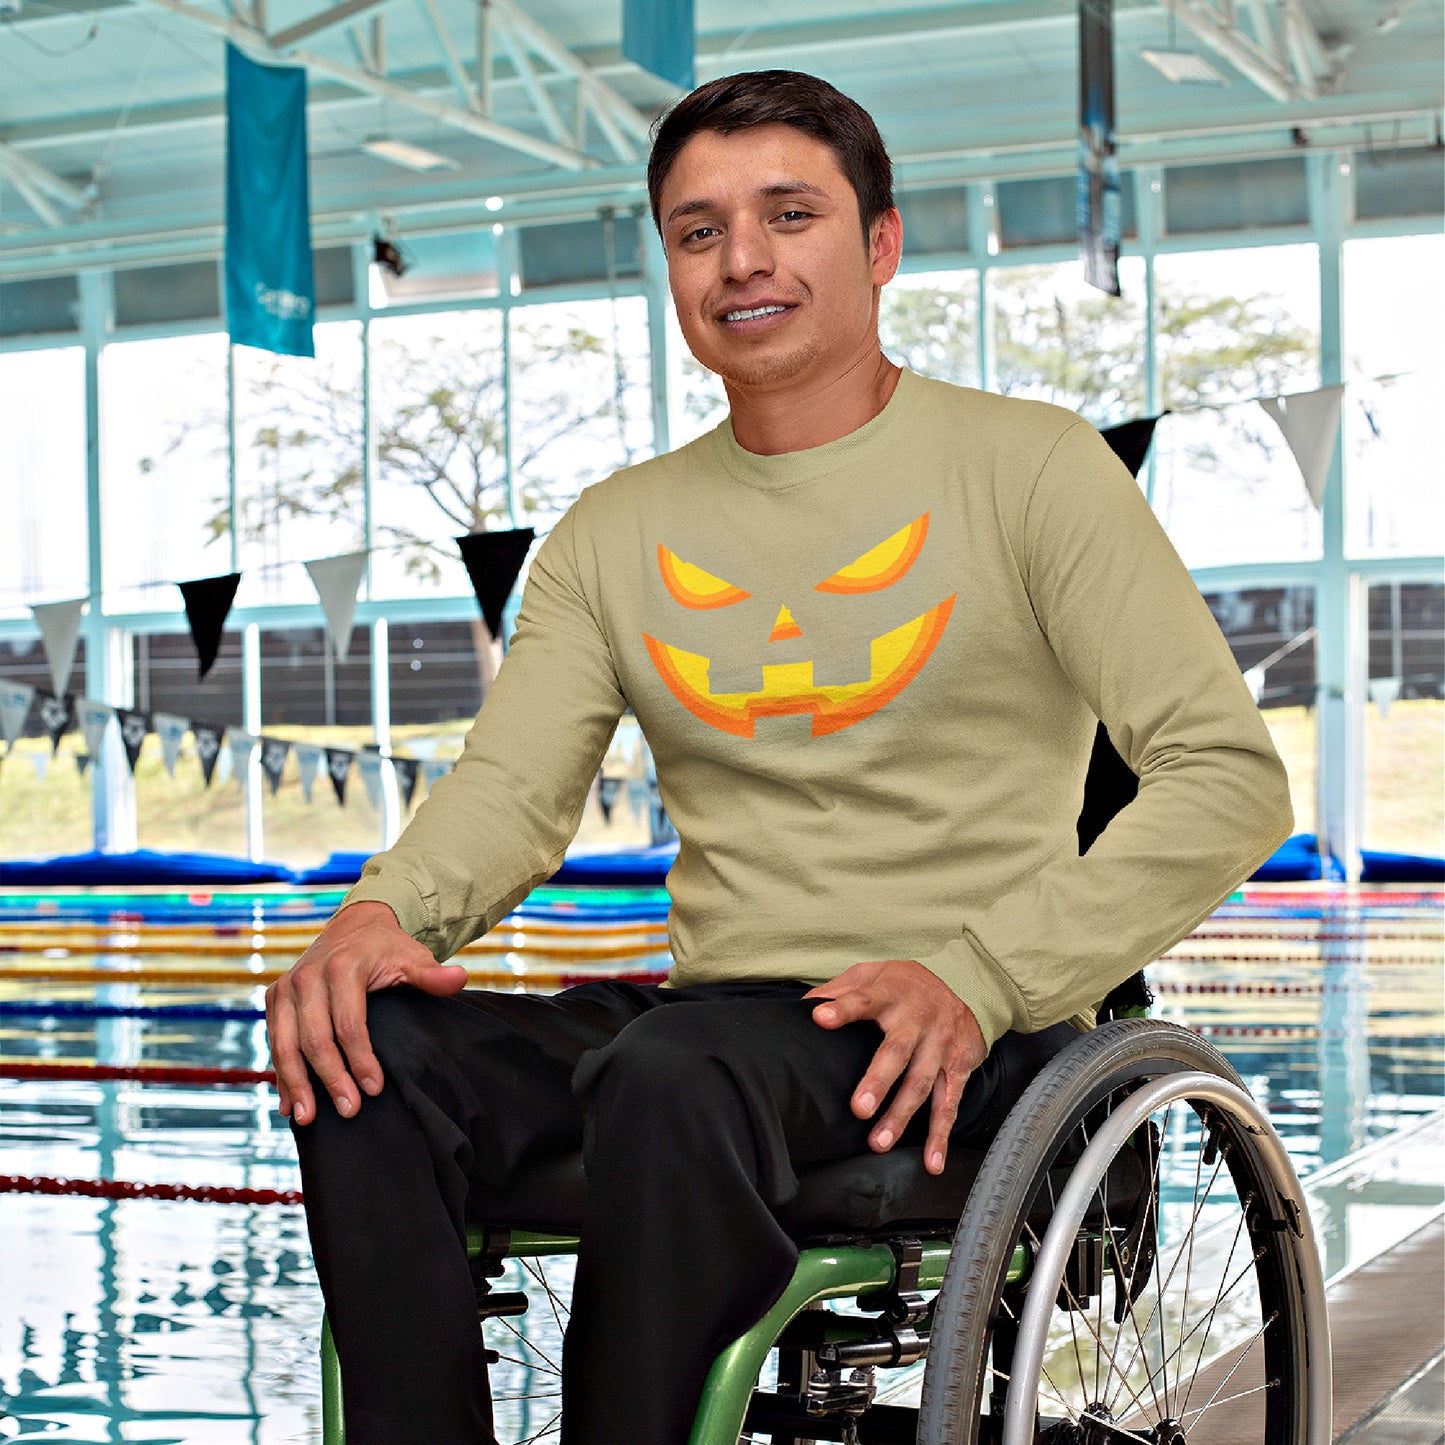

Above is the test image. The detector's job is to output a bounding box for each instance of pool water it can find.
[1,885,1440,1442]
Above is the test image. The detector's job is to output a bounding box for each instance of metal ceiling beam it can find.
[0,139,93,226]
[129,0,593,169]
[1161,0,1315,100]
[269,0,394,52]
[416,0,478,110]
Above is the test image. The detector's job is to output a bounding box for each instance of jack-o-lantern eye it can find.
[814,514,930,595]
[658,544,751,610]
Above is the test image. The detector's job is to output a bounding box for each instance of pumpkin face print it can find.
[643,514,956,739]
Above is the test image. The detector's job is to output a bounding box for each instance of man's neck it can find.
[725,350,902,456]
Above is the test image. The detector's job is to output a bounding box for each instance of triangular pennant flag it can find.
[627,776,647,823]
[29,751,49,784]
[456,529,536,642]
[227,728,259,785]
[37,693,73,754]
[1099,415,1163,480]
[178,573,242,680]
[0,680,35,746]
[393,756,420,809]
[325,747,353,805]
[153,713,190,778]
[260,736,291,795]
[304,552,369,661]
[1258,386,1344,509]
[117,709,150,772]
[76,699,116,761]
[406,736,439,763]
[192,721,224,787]
[76,753,93,777]
[422,759,451,788]
[647,776,677,843]
[294,742,323,802]
[598,774,622,823]
[1369,676,1402,717]
[1243,666,1267,705]
[31,599,85,698]
[357,752,385,809]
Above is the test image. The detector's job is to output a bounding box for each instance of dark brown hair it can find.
[647,70,894,238]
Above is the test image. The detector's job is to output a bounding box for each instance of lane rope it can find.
[0,1060,275,1085]
[0,1173,301,1206]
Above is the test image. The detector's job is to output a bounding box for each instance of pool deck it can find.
[1331,1216,1444,1444]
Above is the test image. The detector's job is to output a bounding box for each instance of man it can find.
[267,70,1292,1443]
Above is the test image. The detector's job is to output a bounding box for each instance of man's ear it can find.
[870,207,904,287]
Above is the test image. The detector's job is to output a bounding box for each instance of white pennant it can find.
[0,680,35,746]
[357,752,386,809]
[422,759,451,788]
[152,713,190,777]
[1369,676,1402,717]
[30,598,86,697]
[1258,386,1344,510]
[406,736,440,763]
[293,742,324,802]
[304,553,369,661]
[76,699,116,760]
[227,728,259,785]
[29,751,49,783]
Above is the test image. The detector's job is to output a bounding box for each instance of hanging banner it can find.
[325,747,353,805]
[357,752,385,809]
[393,756,420,809]
[260,736,291,795]
[178,573,242,681]
[0,680,35,746]
[225,43,316,358]
[304,552,369,661]
[1099,415,1162,479]
[1259,385,1344,509]
[227,728,259,786]
[1078,0,1121,296]
[153,713,191,778]
[76,699,116,761]
[294,742,324,802]
[31,599,85,698]
[117,710,150,772]
[37,693,73,754]
[623,0,695,90]
[456,528,536,642]
[598,775,621,823]
[192,722,224,787]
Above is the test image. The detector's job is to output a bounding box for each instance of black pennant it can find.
[37,692,74,754]
[456,529,536,643]
[260,736,291,795]
[393,757,420,810]
[76,753,93,777]
[325,747,352,805]
[178,573,242,680]
[117,709,150,772]
[597,775,622,823]
[1100,415,1164,480]
[192,721,224,787]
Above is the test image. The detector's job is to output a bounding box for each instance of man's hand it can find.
[804,960,986,1177]
[265,900,468,1126]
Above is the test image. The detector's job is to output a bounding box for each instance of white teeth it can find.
[723,305,788,322]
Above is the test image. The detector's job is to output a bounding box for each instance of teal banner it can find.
[225,44,315,357]
[622,0,695,91]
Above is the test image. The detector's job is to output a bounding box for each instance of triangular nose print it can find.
[768,605,803,643]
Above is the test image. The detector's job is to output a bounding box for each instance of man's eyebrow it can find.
[664,179,833,228]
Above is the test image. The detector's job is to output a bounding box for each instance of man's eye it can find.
[683,225,720,243]
[775,210,812,223]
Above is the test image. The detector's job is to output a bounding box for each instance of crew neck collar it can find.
[711,368,921,493]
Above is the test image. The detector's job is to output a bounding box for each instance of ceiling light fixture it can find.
[362,137,461,172]
[1140,47,1230,85]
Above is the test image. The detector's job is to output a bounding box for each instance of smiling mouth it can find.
[643,596,955,739]
[720,303,793,323]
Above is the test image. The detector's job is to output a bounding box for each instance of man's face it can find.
[658,124,900,393]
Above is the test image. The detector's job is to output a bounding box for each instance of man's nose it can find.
[721,222,775,283]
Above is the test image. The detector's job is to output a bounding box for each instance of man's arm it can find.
[808,417,1292,1173]
[267,502,628,1124]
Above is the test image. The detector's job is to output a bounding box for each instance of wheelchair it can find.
[318,1012,1331,1444]
[318,733,1331,1442]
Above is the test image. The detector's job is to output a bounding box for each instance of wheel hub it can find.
[1151,1418,1188,1445]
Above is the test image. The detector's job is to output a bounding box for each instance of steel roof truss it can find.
[1162,0,1322,100]
[0,139,93,227]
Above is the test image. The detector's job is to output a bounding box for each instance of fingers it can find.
[923,1067,968,1175]
[865,1042,940,1152]
[265,978,312,1125]
[408,961,470,997]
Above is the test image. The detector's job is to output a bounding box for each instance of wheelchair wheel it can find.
[918,1019,1329,1445]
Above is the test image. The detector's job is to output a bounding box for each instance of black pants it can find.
[293,978,1075,1444]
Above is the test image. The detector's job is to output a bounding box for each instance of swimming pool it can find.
[1,884,1440,1441]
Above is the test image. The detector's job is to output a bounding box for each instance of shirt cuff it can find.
[339,873,434,950]
[914,933,1030,1050]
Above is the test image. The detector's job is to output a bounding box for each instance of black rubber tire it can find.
[917,1018,1311,1445]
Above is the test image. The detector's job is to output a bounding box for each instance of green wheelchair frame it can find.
[318,1016,1333,1445]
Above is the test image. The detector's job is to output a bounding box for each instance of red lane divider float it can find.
[0,1061,276,1086]
[0,1173,301,1205]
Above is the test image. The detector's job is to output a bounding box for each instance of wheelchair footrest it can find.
[743,1394,920,1443]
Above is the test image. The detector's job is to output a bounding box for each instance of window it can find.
[881,270,980,388]
[101,334,232,611]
